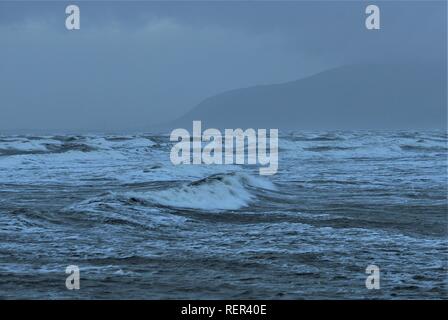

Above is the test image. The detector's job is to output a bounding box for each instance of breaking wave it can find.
[0,135,156,156]
[134,172,277,211]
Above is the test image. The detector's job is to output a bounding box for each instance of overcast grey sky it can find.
[0,1,446,132]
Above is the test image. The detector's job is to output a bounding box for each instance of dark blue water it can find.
[0,131,446,299]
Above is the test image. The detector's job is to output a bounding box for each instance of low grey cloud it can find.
[0,1,445,132]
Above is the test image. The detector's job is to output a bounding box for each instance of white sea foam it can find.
[134,173,276,211]
[85,136,155,150]
[0,138,61,153]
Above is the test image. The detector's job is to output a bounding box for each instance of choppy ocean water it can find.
[0,131,446,299]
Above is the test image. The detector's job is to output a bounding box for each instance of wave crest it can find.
[134,172,276,211]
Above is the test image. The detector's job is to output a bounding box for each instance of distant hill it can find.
[165,64,446,131]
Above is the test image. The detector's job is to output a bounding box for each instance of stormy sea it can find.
[0,131,446,299]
